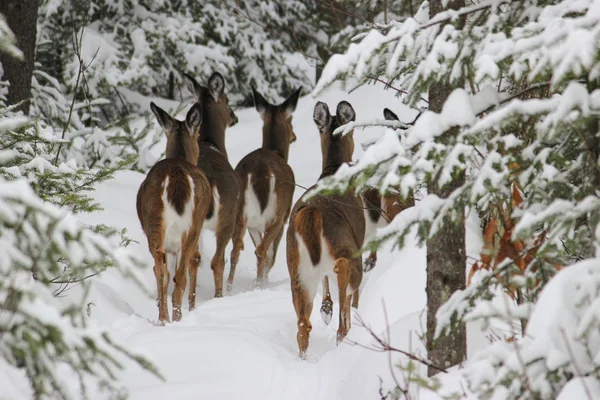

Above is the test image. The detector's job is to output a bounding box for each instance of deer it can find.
[360,107,415,272]
[136,102,212,324]
[183,72,241,298]
[228,86,302,290]
[286,100,365,357]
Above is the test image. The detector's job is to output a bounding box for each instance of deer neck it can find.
[198,105,228,158]
[166,131,197,164]
[262,117,289,161]
[319,138,352,179]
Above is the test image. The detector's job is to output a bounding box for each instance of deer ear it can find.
[383,108,399,121]
[150,102,174,133]
[252,86,269,120]
[208,72,225,101]
[282,87,302,119]
[185,103,203,134]
[313,101,331,133]
[336,101,355,126]
[183,73,202,102]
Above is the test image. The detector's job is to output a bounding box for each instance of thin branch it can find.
[313,0,385,33]
[476,81,552,117]
[559,328,594,400]
[54,23,85,164]
[347,313,449,374]
[383,0,519,45]
[221,1,322,64]
[366,75,429,104]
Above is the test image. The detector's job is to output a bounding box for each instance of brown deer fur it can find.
[468,181,562,296]
[184,72,241,298]
[136,102,211,323]
[361,107,415,272]
[228,87,301,289]
[286,100,365,357]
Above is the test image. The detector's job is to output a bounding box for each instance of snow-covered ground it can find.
[64,83,486,398]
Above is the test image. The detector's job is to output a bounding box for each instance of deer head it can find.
[150,101,202,165]
[252,86,302,160]
[313,101,356,175]
[184,72,238,128]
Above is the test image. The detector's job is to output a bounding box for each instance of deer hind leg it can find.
[255,220,284,287]
[320,276,333,325]
[291,275,314,359]
[364,251,377,272]
[351,257,363,309]
[172,234,195,322]
[266,225,285,274]
[151,246,169,324]
[185,218,204,313]
[335,257,353,345]
[188,249,201,311]
[212,214,232,298]
[228,211,247,292]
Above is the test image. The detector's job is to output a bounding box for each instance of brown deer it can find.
[286,100,365,357]
[183,72,241,298]
[136,102,211,323]
[228,86,301,289]
[361,107,414,272]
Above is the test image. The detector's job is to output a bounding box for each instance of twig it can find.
[54,23,85,164]
[221,1,322,64]
[347,312,449,374]
[366,75,429,105]
[313,0,385,33]
[559,328,594,400]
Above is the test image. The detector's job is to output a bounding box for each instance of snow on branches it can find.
[313,0,600,397]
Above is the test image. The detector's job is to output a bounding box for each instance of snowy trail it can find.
[77,84,436,399]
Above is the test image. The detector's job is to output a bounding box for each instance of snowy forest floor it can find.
[71,82,487,399]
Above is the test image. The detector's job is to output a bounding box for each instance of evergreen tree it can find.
[0,20,158,399]
[313,0,600,396]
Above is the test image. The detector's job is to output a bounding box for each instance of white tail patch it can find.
[162,175,195,254]
[203,186,220,231]
[295,233,355,300]
[244,173,276,232]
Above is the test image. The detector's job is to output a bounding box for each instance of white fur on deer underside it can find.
[295,233,355,301]
[244,174,276,232]
[203,186,220,231]
[363,207,386,243]
[162,175,195,254]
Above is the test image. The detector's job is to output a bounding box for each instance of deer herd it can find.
[136,72,412,357]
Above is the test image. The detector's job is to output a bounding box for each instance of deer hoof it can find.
[336,330,348,345]
[363,258,376,272]
[320,299,333,325]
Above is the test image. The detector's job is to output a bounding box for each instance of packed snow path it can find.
[77,84,451,399]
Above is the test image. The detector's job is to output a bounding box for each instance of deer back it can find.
[234,87,301,225]
[136,103,211,251]
[288,101,365,263]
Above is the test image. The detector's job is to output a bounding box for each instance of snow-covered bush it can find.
[313,0,600,397]
[37,0,315,109]
[1,23,157,398]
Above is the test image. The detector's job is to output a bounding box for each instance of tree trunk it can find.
[0,0,39,115]
[426,0,467,377]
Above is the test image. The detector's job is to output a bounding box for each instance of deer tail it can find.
[294,206,322,266]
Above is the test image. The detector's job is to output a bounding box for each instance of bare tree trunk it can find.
[0,0,39,115]
[426,0,467,377]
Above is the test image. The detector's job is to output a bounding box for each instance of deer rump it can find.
[137,159,205,256]
[290,192,365,299]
